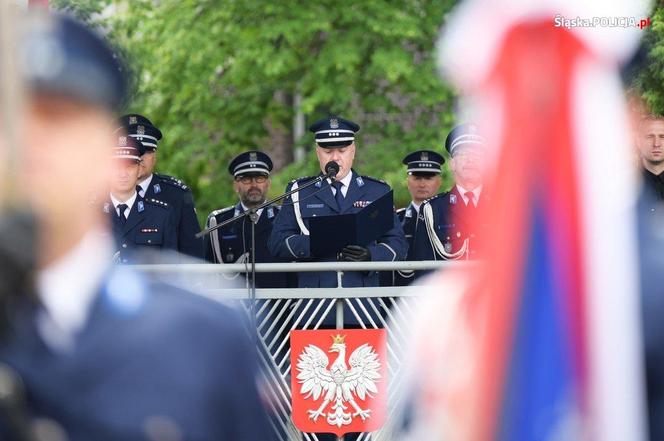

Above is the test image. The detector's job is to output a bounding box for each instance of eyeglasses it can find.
[236,175,268,184]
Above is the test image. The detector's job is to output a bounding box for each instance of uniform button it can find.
[147,240,152,244]
[652,208,656,212]
[122,244,127,248]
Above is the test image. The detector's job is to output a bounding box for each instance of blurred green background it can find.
[53,0,664,225]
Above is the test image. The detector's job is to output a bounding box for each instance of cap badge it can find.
[137,125,145,135]
[129,116,137,124]
[330,118,339,129]
[469,124,477,133]
[249,152,257,161]
[421,152,429,161]
[119,136,127,146]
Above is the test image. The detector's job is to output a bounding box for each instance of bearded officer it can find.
[268,116,407,288]
[116,114,204,259]
[411,123,488,261]
[105,136,177,263]
[382,150,444,285]
[0,12,270,440]
[204,150,289,288]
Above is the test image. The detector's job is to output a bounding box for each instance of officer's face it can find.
[234,174,270,207]
[407,174,441,203]
[637,119,664,166]
[139,150,157,179]
[111,159,140,195]
[450,146,486,186]
[316,143,356,180]
[20,95,114,221]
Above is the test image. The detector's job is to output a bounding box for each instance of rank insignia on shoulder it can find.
[450,194,457,204]
[103,202,110,213]
[137,201,144,212]
[356,176,364,187]
[148,198,168,207]
[353,200,372,208]
[140,228,159,233]
[153,183,161,194]
[267,207,275,219]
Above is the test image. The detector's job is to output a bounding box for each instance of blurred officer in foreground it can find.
[381,150,444,286]
[204,150,289,288]
[0,12,270,440]
[106,136,177,263]
[268,115,407,288]
[637,115,664,203]
[412,123,488,261]
[116,114,204,259]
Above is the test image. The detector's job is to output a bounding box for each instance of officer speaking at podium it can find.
[268,116,407,288]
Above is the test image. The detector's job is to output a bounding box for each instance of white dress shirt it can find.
[328,171,353,197]
[37,229,114,351]
[110,192,138,219]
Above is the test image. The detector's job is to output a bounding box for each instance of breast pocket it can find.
[135,228,164,246]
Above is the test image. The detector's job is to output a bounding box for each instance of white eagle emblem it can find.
[296,334,381,428]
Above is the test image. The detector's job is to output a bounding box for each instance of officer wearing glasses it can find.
[204,151,289,288]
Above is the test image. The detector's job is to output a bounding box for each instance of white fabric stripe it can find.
[408,160,442,165]
[207,215,223,263]
[233,168,270,177]
[574,56,646,441]
[407,168,441,174]
[285,235,298,259]
[315,129,355,134]
[128,134,158,142]
[290,180,310,236]
[379,242,397,261]
[234,160,269,169]
[450,134,485,150]
[316,136,355,143]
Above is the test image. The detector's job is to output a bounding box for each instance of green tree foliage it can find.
[634,6,664,115]
[85,0,458,223]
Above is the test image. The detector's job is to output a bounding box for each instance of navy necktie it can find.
[136,185,144,197]
[117,204,128,224]
[332,181,345,210]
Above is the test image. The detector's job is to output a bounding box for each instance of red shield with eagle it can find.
[290,329,388,436]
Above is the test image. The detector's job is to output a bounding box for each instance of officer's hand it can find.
[338,245,371,262]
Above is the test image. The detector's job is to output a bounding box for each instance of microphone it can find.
[324,161,340,179]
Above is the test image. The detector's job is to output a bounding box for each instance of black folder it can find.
[308,190,394,257]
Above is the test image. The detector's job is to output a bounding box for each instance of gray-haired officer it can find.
[384,150,444,285]
[105,136,177,263]
[204,150,289,288]
[116,114,204,259]
[268,116,407,288]
[411,123,488,261]
[0,11,270,440]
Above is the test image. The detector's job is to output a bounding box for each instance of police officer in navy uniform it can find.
[116,114,204,259]
[0,12,270,440]
[268,116,407,288]
[382,150,444,285]
[204,150,289,288]
[411,123,488,262]
[105,136,177,263]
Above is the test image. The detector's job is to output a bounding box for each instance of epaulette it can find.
[156,173,190,191]
[209,206,234,218]
[396,207,406,214]
[361,175,389,186]
[145,198,169,209]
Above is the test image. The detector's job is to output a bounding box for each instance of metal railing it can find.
[134,261,469,441]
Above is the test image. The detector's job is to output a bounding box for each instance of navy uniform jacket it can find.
[105,197,177,264]
[380,204,418,286]
[268,171,407,288]
[143,173,203,259]
[411,186,487,262]
[203,203,290,288]
[0,267,271,441]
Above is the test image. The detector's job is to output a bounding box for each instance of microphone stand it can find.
[196,171,336,339]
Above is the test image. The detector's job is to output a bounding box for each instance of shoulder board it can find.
[422,192,446,206]
[361,176,389,186]
[156,173,190,191]
[145,198,170,208]
[396,207,406,214]
[209,206,234,218]
[289,175,316,185]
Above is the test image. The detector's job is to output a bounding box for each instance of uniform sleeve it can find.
[367,211,408,262]
[411,205,435,261]
[203,214,216,263]
[267,183,311,260]
[177,191,204,259]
